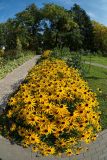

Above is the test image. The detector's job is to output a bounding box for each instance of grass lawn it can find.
[84,64,107,130]
[0,51,35,80]
[82,55,107,66]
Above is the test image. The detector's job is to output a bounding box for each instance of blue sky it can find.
[0,0,107,25]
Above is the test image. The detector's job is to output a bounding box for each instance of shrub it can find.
[0,57,6,67]
[3,50,18,60]
[36,50,52,64]
[42,50,52,58]
[66,52,82,69]
[51,47,71,58]
[16,37,23,58]
[79,49,92,56]
[1,58,101,157]
[0,48,5,66]
[39,48,85,75]
[0,49,4,57]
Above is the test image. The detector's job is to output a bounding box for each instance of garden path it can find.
[0,55,41,110]
[0,56,107,160]
[85,61,107,69]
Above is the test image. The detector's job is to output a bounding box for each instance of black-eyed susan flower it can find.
[10,123,16,132]
[65,148,73,156]
[2,55,101,157]
[97,88,102,93]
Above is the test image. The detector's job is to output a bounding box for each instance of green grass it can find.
[84,64,107,129]
[82,55,107,66]
[0,51,36,80]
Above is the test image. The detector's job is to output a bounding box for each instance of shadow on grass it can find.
[85,76,107,80]
[102,71,107,76]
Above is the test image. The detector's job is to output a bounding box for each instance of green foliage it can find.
[0,57,6,68]
[16,37,23,58]
[41,3,82,50]
[38,47,85,75]
[0,49,4,57]
[15,3,42,51]
[3,50,18,60]
[71,4,94,50]
[82,54,107,66]
[83,64,107,129]
[0,2,106,55]
[66,52,82,69]
[5,19,17,50]
[92,21,107,56]
[51,47,71,58]
[0,23,6,47]
[0,51,35,79]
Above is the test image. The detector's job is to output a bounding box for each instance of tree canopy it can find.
[0,3,107,54]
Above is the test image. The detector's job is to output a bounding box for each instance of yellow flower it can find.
[40,122,56,135]
[8,97,17,106]
[55,138,67,148]
[10,123,16,132]
[4,58,101,157]
[45,147,56,155]
[7,110,13,118]
[24,97,36,107]
[41,103,54,114]
[32,146,39,152]
[30,134,40,144]
[97,88,102,93]
[65,148,73,156]
[22,139,30,148]
[42,50,52,58]
[26,114,38,126]
[18,127,26,137]
[56,104,70,116]
[67,137,76,145]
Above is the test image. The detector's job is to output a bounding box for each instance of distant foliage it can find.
[92,21,107,56]
[71,4,94,50]
[16,37,23,57]
[0,3,106,56]
[39,48,85,75]
[0,49,4,57]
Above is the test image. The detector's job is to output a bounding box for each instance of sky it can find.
[0,0,107,26]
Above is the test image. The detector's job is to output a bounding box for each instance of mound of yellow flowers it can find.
[41,50,52,58]
[4,58,101,156]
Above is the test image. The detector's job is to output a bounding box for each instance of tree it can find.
[92,21,107,55]
[42,3,82,50]
[16,37,22,57]
[71,4,94,50]
[1,2,105,53]
[16,3,42,50]
[0,23,6,48]
[5,18,17,50]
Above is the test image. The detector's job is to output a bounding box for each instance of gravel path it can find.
[85,61,107,69]
[0,55,40,109]
[0,57,107,160]
[0,130,107,160]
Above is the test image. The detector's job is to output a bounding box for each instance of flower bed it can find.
[0,56,101,156]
